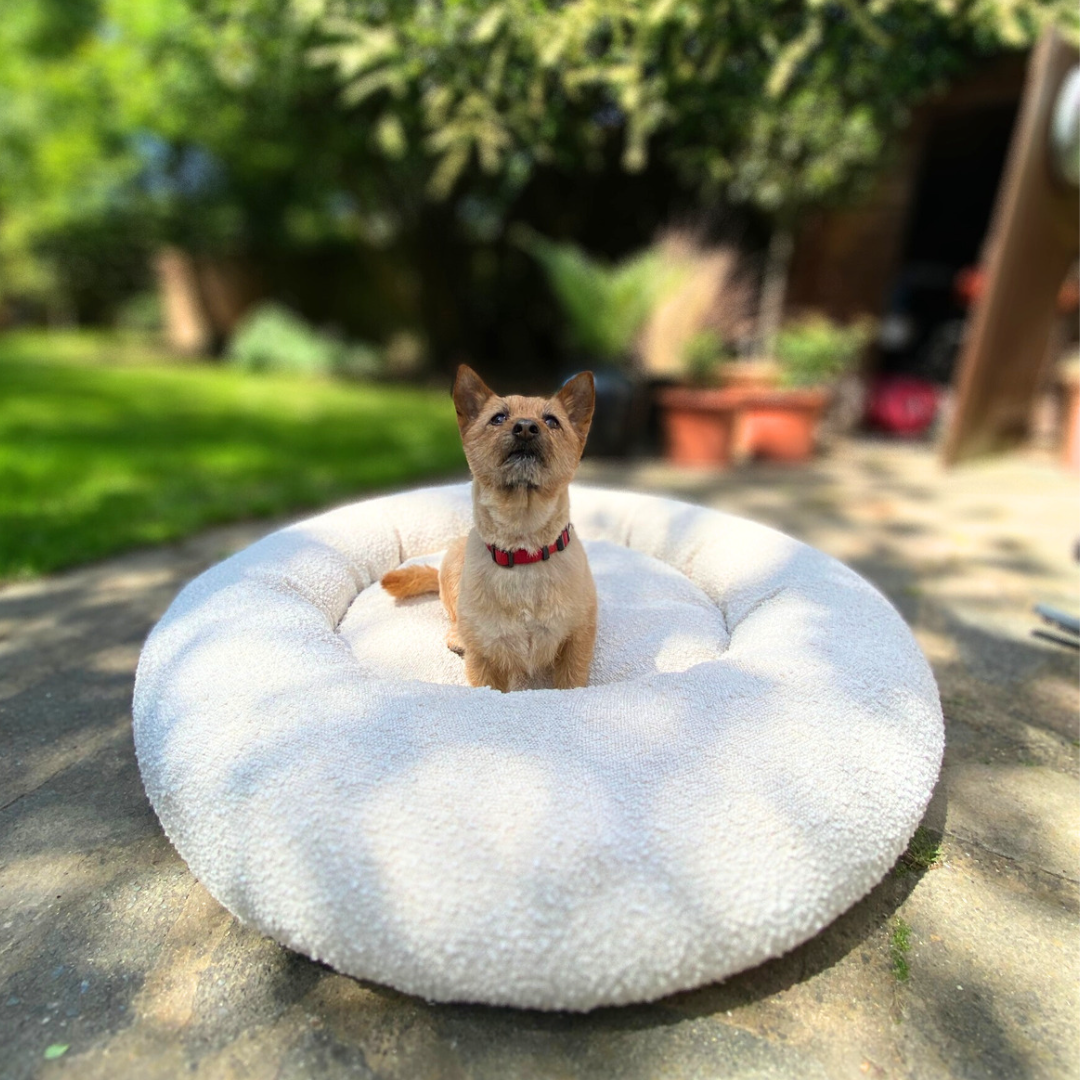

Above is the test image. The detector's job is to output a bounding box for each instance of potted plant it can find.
[737,315,871,463]
[514,229,687,456]
[656,330,744,467]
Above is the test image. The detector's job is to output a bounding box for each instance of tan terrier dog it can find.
[381,365,597,691]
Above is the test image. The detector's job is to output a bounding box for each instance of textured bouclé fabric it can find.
[133,484,943,1011]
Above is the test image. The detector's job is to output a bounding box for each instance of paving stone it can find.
[2,440,1077,1079]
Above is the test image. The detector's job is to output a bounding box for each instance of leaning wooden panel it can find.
[943,31,1079,465]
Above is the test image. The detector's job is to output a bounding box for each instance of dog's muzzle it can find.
[505,425,545,463]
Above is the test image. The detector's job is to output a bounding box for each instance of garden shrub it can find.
[228,303,383,379]
[514,229,688,363]
[228,304,339,377]
[775,315,873,388]
[115,291,163,334]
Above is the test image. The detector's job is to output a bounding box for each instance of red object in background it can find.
[955,266,986,307]
[867,376,939,436]
[956,264,1079,313]
[1057,276,1080,313]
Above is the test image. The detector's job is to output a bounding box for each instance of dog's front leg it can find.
[445,625,465,656]
[464,651,512,693]
[552,621,596,689]
[439,536,468,657]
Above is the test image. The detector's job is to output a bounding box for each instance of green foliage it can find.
[0,328,175,367]
[890,916,913,982]
[682,330,731,385]
[0,330,463,580]
[775,315,873,388]
[0,0,382,308]
[3,0,1077,322]
[228,303,384,378]
[305,0,1077,221]
[335,340,385,380]
[115,291,164,334]
[515,230,686,361]
[895,826,943,876]
[228,303,339,377]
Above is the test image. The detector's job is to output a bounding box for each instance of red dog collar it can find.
[486,525,572,568]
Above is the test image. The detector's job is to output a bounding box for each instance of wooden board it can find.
[943,31,1079,465]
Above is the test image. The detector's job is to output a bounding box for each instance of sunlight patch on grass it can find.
[0,332,465,580]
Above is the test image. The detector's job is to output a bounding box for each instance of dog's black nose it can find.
[512,420,540,439]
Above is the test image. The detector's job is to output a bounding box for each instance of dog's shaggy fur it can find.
[382,365,597,691]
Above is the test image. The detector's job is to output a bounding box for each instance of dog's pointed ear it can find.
[452,365,495,433]
[556,371,595,442]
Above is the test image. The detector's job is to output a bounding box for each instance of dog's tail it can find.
[381,564,439,599]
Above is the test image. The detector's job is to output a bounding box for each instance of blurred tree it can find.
[0,0,138,317]
[305,0,1077,211]
[0,0,392,334]
[303,0,1078,348]
[2,0,1076,363]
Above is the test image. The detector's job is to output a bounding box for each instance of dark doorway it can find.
[879,102,1019,383]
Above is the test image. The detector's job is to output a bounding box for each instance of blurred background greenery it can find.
[4,0,1074,365]
[1,0,1076,577]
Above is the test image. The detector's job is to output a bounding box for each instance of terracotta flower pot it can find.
[657,386,741,467]
[736,388,831,463]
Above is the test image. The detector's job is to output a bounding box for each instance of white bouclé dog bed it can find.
[133,483,943,1011]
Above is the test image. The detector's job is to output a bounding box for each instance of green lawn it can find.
[0,331,466,581]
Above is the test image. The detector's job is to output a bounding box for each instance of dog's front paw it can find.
[445,630,465,657]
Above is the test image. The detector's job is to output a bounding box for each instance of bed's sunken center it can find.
[339,540,730,690]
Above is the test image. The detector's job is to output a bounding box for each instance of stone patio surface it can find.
[1,437,1077,1079]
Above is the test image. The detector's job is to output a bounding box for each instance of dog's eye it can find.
[489,413,507,426]
[543,415,560,430]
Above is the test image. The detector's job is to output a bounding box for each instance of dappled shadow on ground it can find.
[122,482,946,1016]
[2,440,1077,1079]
